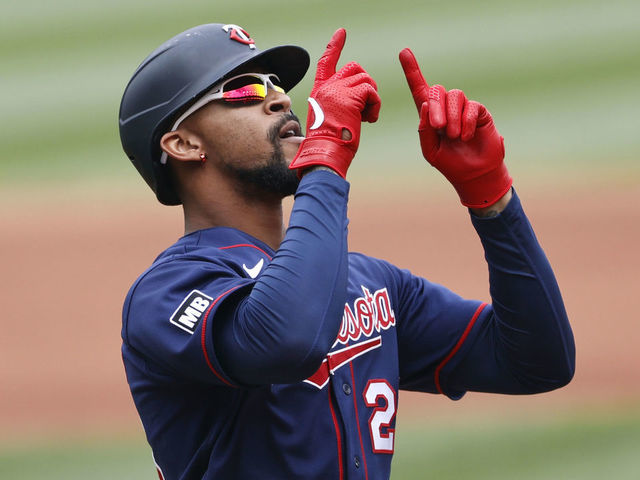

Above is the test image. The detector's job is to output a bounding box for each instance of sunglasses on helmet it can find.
[160,73,286,164]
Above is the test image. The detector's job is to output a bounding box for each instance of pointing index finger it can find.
[315,28,347,83]
[399,48,430,113]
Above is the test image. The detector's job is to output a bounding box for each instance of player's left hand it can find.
[399,48,512,209]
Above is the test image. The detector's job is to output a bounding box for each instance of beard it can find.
[222,112,301,199]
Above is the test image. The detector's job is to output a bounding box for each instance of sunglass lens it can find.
[221,75,285,102]
[222,83,266,102]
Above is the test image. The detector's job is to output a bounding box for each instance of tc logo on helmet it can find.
[222,24,256,50]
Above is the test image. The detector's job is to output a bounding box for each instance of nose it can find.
[264,89,292,114]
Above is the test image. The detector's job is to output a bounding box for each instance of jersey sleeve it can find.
[446,190,575,394]
[394,189,575,399]
[390,264,487,399]
[213,171,351,385]
[123,257,254,386]
[123,170,351,387]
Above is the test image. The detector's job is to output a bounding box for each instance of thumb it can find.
[361,85,382,123]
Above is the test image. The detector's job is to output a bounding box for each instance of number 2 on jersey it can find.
[363,379,396,453]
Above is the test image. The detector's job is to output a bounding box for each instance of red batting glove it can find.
[289,29,381,178]
[399,48,512,208]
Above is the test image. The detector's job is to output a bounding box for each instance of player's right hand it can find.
[289,28,381,178]
[399,48,512,209]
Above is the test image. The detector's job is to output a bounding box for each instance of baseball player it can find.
[119,24,575,480]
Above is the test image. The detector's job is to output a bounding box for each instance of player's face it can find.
[182,81,304,197]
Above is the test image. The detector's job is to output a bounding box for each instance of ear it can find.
[160,130,203,163]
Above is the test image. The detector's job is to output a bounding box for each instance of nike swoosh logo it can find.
[242,258,264,279]
[308,97,325,130]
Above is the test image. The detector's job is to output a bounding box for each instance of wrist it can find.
[289,136,354,178]
[453,162,512,209]
[300,165,340,177]
[470,187,513,217]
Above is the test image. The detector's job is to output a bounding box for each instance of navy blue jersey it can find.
[122,171,574,479]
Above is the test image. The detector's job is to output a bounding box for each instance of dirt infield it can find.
[1,181,638,440]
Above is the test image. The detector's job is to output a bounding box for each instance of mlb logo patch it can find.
[169,290,213,334]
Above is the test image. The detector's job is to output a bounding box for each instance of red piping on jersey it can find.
[350,362,369,480]
[152,451,165,480]
[219,243,273,260]
[304,336,382,389]
[328,387,344,480]
[434,302,488,395]
[200,285,243,387]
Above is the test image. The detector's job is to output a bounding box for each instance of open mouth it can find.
[278,120,303,140]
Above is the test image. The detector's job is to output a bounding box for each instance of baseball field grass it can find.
[2,0,639,478]
[2,408,639,479]
[392,408,640,480]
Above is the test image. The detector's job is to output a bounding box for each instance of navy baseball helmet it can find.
[119,23,310,205]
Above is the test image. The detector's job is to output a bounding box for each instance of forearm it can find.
[215,170,350,385]
[451,190,575,393]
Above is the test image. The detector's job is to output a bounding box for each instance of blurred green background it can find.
[2,0,639,187]
[1,0,639,478]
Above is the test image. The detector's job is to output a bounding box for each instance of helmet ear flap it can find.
[118,23,310,205]
[153,159,181,206]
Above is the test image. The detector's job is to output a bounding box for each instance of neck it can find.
[182,184,286,251]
